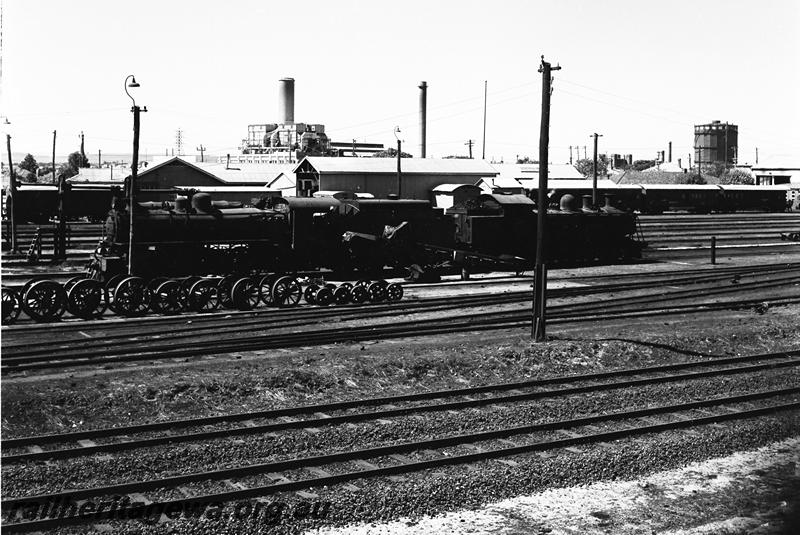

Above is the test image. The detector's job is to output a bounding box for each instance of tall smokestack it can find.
[419,81,427,158]
[668,141,672,162]
[278,78,295,124]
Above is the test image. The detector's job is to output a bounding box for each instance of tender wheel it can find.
[67,279,107,319]
[355,279,371,288]
[188,279,220,312]
[324,283,337,290]
[152,280,184,315]
[259,274,278,306]
[386,283,404,302]
[271,276,302,307]
[367,281,388,303]
[2,287,22,325]
[21,280,67,322]
[232,277,260,311]
[217,275,238,308]
[333,286,351,305]
[351,284,368,304]
[376,279,389,289]
[113,277,151,317]
[314,286,333,306]
[339,282,353,292]
[304,284,320,304]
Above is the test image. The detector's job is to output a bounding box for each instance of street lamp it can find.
[394,126,402,198]
[4,117,17,251]
[124,75,146,275]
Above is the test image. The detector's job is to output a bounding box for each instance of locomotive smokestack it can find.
[278,78,295,125]
[419,81,427,158]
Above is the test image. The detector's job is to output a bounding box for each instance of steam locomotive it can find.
[2,189,643,323]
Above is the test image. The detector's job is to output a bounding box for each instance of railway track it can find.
[2,374,797,532]
[3,350,798,463]
[4,261,797,329]
[3,265,800,373]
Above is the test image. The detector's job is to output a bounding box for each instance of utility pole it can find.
[591,133,603,208]
[668,141,672,163]
[465,139,474,159]
[394,127,402,198]
[352,139,357,157]
[533,55,560,342]
[175,129,184,156]
[6,134,17,251]
[482,80,487,159]
[419,81,427,158]
[55,170,67,260]
[755,147,759,165]
[583,146,587,159]
[98,149,101,168]
[196,144,206,163]
[52,130,56,184]
[569,145,573,165]
[128,104,143,275]
[80,131,85,161]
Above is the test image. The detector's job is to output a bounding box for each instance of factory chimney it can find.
[278,78,295,125]
[668,141,672,163]
[419,81,428,158]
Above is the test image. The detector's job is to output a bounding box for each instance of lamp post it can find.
[124,75,145,275]
[394,126,402,198]
[4,117,17,251]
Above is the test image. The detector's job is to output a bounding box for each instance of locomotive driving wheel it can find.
[350,284,368,304]
[367,281,388,303]
[188,279,220,312]
[232,277,260,311]
[217,275,238,308]
[113,277,151,317]
[271,276,302,307]
[104,274,126,295]
[63,276,85,294]
[67,279,107,319]
[152,280,184,315]
[258,274,278,306]
[386,283,404,302]
[2,287,21,325]
[22,280,67,322]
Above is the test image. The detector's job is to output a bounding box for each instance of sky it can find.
[1,0,799,166]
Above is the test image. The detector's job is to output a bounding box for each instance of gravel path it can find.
[310,437,800,535]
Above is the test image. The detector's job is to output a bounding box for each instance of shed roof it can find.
[295,156,498,176]
[490,163,585,181]
[68,167,127,184]
[129,157,293,186]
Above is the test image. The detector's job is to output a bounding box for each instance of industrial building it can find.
[694,120,738,167]
[293,157,498,199]
[224,78,384,165]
